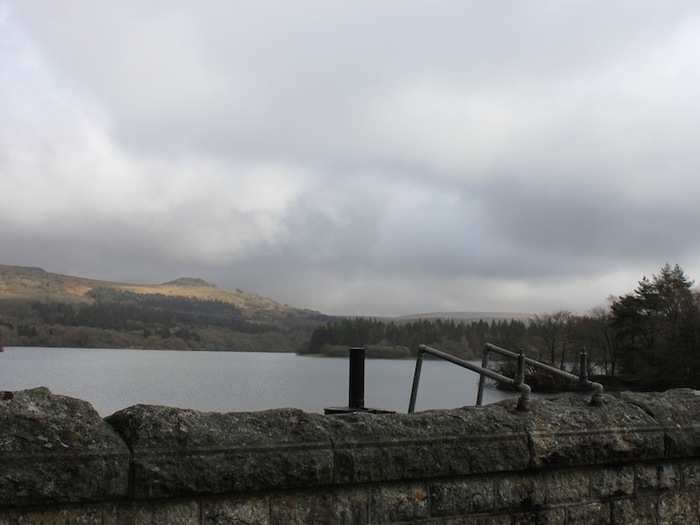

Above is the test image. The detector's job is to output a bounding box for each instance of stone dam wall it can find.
[2,388,700,524]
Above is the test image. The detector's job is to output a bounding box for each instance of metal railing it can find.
[476,343,604,407]
[408,344,531,413]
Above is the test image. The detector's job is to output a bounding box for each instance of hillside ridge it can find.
[0,264,328,352]
[0,264,300,314]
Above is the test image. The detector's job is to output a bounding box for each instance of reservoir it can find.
[0,347,513,416]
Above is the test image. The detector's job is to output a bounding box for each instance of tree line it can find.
[306,264,700,389]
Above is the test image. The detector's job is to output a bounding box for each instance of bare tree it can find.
[531,311,571,367]
[589,304,618,376]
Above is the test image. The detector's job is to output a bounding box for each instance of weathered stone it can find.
[468,517,512,525]
[103,501,199,525]
[494,473,546,510]
[326,404,530,484]
[511,508,566,525]
[658,492,700,525]
[430,478,494,516]
[270,489,367,525]
[0,507,103,525]
[591,466,635,498]
[611,497,657,525]
[636,463,678,492]
[369,483,429,523]
[681,461,700,489]
[567,502,610,525]
[618,390,700,458]
[106,405,333,498]
[5,388,700,523]
[522,394,664,469]
[0,387,129,507]
[544,470,590,503]
[411,516,510,525]
[202,496,269,525]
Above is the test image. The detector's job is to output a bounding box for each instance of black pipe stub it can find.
[324,346,395,415]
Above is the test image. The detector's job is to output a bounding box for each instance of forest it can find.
[0,287,326,352]
[305,264,700,389]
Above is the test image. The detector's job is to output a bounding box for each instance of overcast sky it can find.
[2,2,700,316]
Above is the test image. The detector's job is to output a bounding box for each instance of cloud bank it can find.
[2,1,700,315]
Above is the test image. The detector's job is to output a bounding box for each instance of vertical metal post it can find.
[579,351,588,385]
[476,346,490,406]
[408,348,424,414]
[516,350,526,386]
[515,350,530,411]
[348,347,365,410]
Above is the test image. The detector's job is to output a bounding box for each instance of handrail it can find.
[477,343,604,406]
[408,344,531,414]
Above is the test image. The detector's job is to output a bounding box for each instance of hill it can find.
[394,311,532,322]
[0,265,329,351]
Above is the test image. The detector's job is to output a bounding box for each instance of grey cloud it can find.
[2,1,700,316]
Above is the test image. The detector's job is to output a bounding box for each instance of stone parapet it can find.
[0,387,129,507]
[1,387,700,523]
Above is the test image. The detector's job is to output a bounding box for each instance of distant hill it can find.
[0,264,303,313]
[0,265,329,351]
[394,311,533,322]
[162,277,217,288]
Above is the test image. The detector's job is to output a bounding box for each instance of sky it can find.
[2,1,700,316]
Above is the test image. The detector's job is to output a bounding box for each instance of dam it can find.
[1,386,699,524]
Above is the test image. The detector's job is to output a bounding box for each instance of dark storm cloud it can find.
[2,1,700,315]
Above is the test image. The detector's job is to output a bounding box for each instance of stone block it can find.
[469,517,512,525]
[106,405,333,498]
[0,507,103,524]
[658,492,700,525]
[494,473,545,510]
[511,508,566,525]
[270,489,367,525]
[327,404,530,485]
[611,497,657,525]
[636,464,678,492]
[369,483,429,523]
[592,466,635,498]
[567,502,610,525]
[410,516,510,525]
[618,390,700,458]
[202,495,269,525]
[430,478,494,516]
[681,461,700,489]
[544,470,590,503]
[103,501,199,525]
[0,388,130,507]
[524,394,664,469]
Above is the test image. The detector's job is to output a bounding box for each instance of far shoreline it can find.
[2,345,426,359]
[2,345,295,354]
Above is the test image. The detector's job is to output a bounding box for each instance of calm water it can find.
[0,347,514,416]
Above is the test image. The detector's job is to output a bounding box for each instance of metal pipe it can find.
[418,344,530,411]
[579,352,588,384]
[348,347,365,409]
[486,343,605,407]
[484,343,580,382]
[409,345,532,412]
[514,350,530,411]
[419,345,518,385]
[408,348,424,414]
[515,350,526,386]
